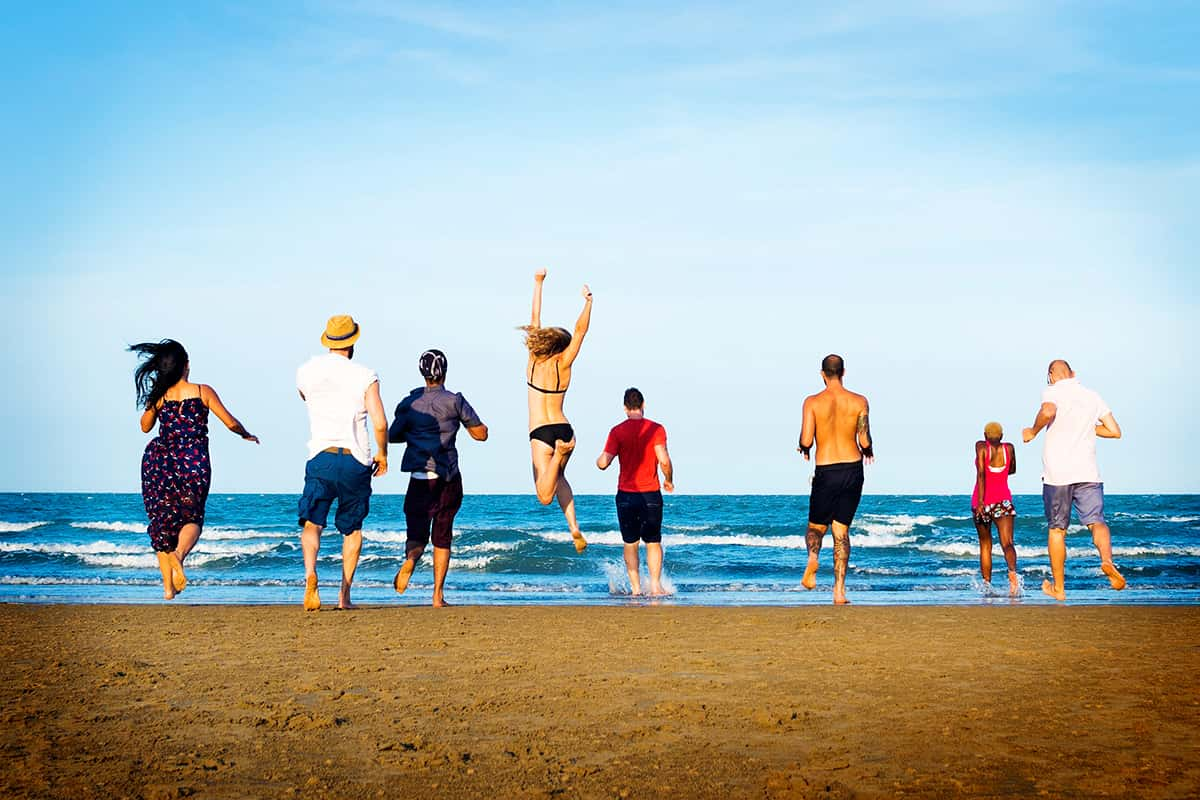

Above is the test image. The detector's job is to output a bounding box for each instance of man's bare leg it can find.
[338,531,362,609]
[301,521,322,611]
[1041,527,1067,601]
[155,551,177,600]
[831,522,851,605]
[646,543,666,596]
[1089,522,1126,590]
[803,523,825,590]
[623,543,642,595]
[431,546,451,607]
[975,522,994,584]
[997,516,1019,596]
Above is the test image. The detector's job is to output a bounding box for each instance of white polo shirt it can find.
[297,353,378,466]
[1041,377,1111,486]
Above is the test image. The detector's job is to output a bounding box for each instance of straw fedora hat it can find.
[321,315,361,349]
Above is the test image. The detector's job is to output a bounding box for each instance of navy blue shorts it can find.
[298,451,373,535]
[1043,482,1105,530]
[615,490,664,544]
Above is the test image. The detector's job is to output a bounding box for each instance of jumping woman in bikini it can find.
[521,269,591,553]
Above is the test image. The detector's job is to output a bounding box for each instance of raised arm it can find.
[365,380,388,476]
[199,385,259,443]
[559,284,593,367]
[797,397,815,460]
[1096,412,1122,439]
[1022,402,1056,443]
[530,269,546,329]
[655,443,675,493]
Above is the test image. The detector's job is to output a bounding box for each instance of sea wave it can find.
[0,521,49,533]
[484,582,585,593]
[0,540,145,556]
[917,542,1200,559]
[70,521,144,533]
[533,530,914,549]
[79,552,225,569]
[202,527,294,541]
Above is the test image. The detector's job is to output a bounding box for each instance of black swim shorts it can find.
[404,473,464,551]
[615,490,664,544]
[808,460,865,527]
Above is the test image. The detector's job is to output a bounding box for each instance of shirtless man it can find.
[797,354,873,605]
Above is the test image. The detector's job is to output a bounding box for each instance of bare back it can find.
[526,355,572,431]
[803,384,870,466]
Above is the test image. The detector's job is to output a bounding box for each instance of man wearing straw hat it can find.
[296,315,390,611]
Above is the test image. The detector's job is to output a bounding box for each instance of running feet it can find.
[801,559,819,590]
[571,531,588,553]
[1101,562,1126,591]
[1041,579,1066,602]
[303,574,321,611]
[169,554,187,594]
[1007,570,1020,597]
[833,592,851,606]
[394,559,415,594]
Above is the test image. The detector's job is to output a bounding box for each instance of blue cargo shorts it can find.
[298,450,373,535]
[1042,482,1105,531]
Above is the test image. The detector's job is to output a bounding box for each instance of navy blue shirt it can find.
[388,386,482,479]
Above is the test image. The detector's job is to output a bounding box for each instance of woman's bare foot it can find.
[1041,579,1066,601]
[303,574,321,611]
[571,531,588,553]
[833,593,851,605]
[1101,563,1126,591]
[394,559,415,594]
[169,554,187,594]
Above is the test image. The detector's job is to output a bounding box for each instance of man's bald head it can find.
[1047,359,1074,382]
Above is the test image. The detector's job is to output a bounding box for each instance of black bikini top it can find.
[527,360,567,394]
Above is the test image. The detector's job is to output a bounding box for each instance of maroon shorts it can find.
[403,473,464,551]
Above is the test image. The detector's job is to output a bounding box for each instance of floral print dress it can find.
[141,397,211,552]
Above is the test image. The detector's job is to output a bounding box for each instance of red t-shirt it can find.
[604,418,667,493]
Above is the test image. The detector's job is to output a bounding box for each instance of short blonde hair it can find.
[520,326,572,359]
[984,421,1003,441]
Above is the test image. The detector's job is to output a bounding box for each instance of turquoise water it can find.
[0,493,1197,605]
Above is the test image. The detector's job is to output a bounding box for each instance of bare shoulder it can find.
[851,390,870,410]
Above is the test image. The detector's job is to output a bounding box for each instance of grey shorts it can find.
[1042,482,1105,530]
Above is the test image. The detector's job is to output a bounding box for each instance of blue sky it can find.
[3,1,1198,494]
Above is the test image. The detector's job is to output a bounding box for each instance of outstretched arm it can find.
[530,269,546,328]
[1096,412,1122,439]
[559,284,593,367]
[1022,403,1056,443]
[200,385,259,443]
[797,398,815,460]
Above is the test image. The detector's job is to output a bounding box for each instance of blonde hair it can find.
[520,326,572,359]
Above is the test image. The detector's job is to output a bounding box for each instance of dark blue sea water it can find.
[1,493,1196,605]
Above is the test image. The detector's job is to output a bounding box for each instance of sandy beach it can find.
[1,604,1197,799]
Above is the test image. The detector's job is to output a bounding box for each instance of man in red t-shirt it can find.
[596,388,675,596]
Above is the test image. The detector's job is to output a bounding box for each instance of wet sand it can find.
[1,604,1197,799]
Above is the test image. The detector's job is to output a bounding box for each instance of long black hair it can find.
[128,339,188,409]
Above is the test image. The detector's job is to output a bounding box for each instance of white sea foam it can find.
[531,530,913,550]
[454,555,499,570]
[459,541,521,554]
[202,527,293,541]
[70,521,144,533]
[0,521,49,533]
[917,541,1200,559]
[484,582,584,593]
[79,552,224,569]
[936,568,978,577]
[0,540,144,556]
[0,575,158,586]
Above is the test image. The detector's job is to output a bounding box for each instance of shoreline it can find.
[2,605,1197,799]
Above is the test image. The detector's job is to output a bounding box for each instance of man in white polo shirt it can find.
[296,315,389,611]
[1022,359,1124,601]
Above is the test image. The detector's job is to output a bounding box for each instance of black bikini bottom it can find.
[529,423,575,448]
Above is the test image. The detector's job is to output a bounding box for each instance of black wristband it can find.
[861,445,874,458]
[797,442,812,457]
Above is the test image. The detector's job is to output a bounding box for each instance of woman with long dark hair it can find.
[130,339,258,599]
[521,269,591,553]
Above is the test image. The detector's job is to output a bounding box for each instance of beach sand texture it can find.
[1,605,1197,799]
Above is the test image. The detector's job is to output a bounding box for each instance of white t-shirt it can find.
[296,353,379,466]
[1041,377,1111,486]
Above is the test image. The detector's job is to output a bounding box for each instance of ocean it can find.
[1,493,1197,605]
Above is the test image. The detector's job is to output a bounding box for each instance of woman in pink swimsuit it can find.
[972,421,1019,595]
